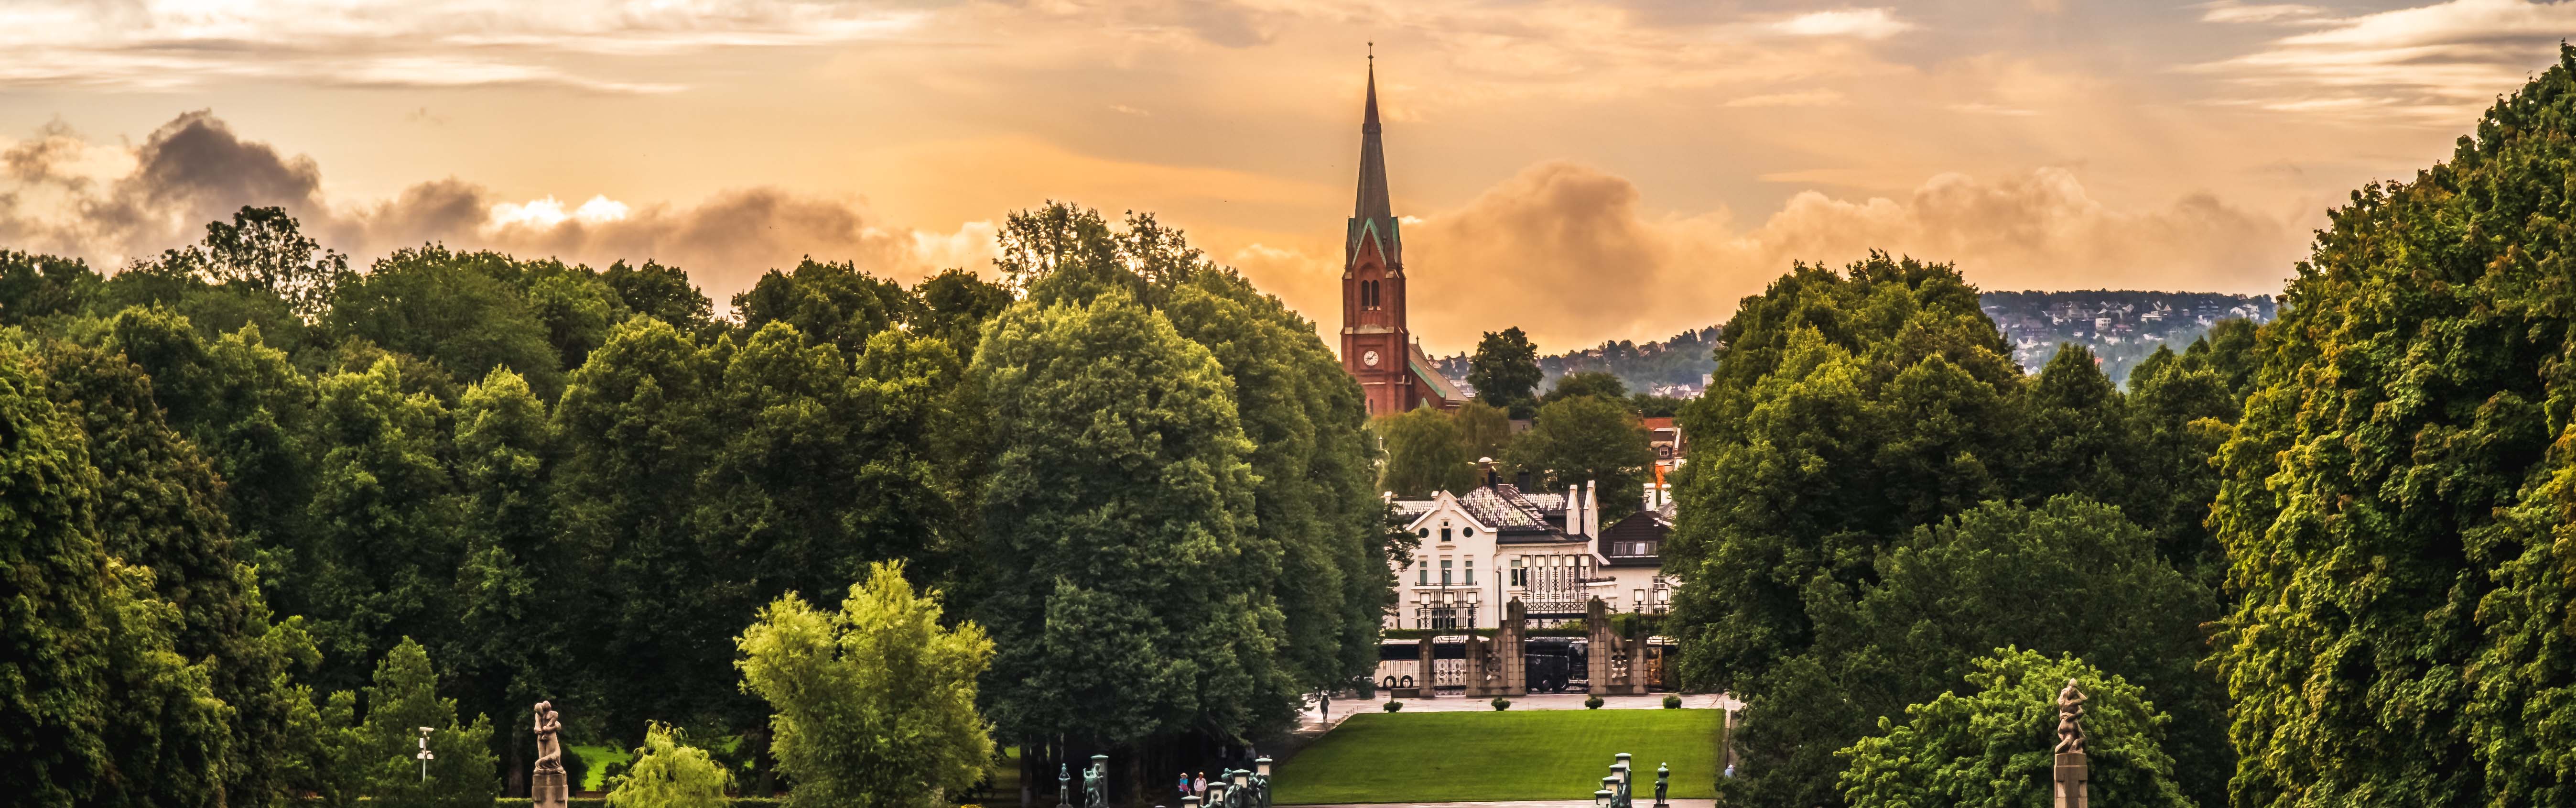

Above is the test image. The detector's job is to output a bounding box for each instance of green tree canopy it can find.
[1507,394,1654,521]
[732,258,916,359]
[1837,649,2190,808]
[1467,327,1542,418]
[2209,45,2576,808]
[358,638,498,808]
[1376,406,1475,497]
[736,562,992,808]
[1541,370,1627,405]
[327,246,564,399]
[604,722,731,808]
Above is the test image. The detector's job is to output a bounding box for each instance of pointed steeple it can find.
[1349,46,1400,265]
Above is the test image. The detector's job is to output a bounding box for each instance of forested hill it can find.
[1431,290,2274,393]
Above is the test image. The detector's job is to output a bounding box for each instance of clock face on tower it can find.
[1363,350,1380,367]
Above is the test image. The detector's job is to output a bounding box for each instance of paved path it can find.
[1300,692,1739,730]
[1288,800,1717,808]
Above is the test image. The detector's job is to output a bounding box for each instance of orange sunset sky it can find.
[1,0,2567,354]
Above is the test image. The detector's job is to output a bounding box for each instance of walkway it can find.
[1299,692,1739,730]
[1290,801,1717,808]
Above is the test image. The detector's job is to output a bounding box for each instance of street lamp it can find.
[415,727,435,783]
[1255,757,1273,777]
[1593,789,1614,808]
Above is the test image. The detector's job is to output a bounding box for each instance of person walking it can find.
[1193,772,1208,798]
[1179,772,1192,803]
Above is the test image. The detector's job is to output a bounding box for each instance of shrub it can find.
[1491,698,1512,711]
[1382,700,1403,712]
[605,722,731,808]
[1585,696,1605,710]
[1663,695,1682,709]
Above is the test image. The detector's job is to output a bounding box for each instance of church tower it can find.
[1342,55,1413,416]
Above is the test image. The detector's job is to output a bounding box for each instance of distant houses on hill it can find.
[1429,290,2276,394]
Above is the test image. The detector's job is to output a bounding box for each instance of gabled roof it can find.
[1408,341,1462,404]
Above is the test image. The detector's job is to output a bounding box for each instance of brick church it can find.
[1341,60,1464,415]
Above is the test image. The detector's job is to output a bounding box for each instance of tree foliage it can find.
[2209,45,2576,808]
[1467,327,1542,418]
[1377,406,1476,497]
[1507,394,1655,521]
[737,562,992,808]
[605,722,732,808]
[1838,649,2191,808]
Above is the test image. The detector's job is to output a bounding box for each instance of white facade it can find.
[1387,481,1676,630]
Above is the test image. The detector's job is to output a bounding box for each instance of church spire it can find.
[1350,45,1398,262]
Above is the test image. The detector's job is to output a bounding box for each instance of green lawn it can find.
[1274,710,1725,805]
[569,743,632,792]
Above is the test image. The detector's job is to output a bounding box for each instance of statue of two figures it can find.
[1080,755,1107,808]
[531,701,567,808]
[2053,679,2086,754]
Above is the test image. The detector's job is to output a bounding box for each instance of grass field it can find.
[1273,710,1724,805]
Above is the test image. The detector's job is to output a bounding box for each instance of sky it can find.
[0,0,2568,354]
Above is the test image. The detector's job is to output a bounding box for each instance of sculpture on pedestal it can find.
[531,701,568,808]
[2053,679,2087,754]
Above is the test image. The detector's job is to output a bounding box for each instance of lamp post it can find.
[416,727,435,783]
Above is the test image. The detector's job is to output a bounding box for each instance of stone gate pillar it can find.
[1416,635,1437,699]
[1586,598,1647,696]
[1498,599,1527,695]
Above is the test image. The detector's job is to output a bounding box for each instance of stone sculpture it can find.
[2053,679,2087,754]
[532,701,567,808]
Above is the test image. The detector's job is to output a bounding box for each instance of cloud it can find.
[1255,162,2296,352]
[1723,89,1846,108]
[0,0,926,92]
[2196,1,2330,24]
[1770,8,1914,40]
[0,111,975,309]
[2194,0,2573,120]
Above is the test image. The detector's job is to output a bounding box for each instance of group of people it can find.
[1177,771,1216,803]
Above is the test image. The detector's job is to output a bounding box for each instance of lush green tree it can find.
[0,250,99,326]
[601,261,714,332]
[2016,345,2132,504]
[1837,649,2191,808]
[2118,343,2242,583]
[1467,327,1542,418]
[1453,399,1514,462]
[108,311,317,589]
[524,270,626,372]
[737,562,993,808]
[1665,254,2020,691]
[0,345,238,808]
[970,290,1293,756]
[913,269,1012,360]
[1376,406,1475,497]
[360,638,498,808]
[990,202,1122,295]
[732,259,916,359]
[1630,393,1686,419]
[1723,497,2223,808]
[197,206,352,322]
[1508,394,1655,521]
[34,339,311,805]
[605,723,731,808]
[328,246,564,399]
[303,359,466,689]
[2208,48,2576,808]
[1541,370,1627,405]
[550,316,734,739]
[450,368,559,791]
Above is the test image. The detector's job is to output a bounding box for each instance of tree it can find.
[108,311,318,594]
[601,261,714,333]
[1467,327,1542,418]
[969,290,1292,754]
[36,338,309,806]
[1507,395,1654,521]
[731,258,917,359]
[196,206,352,323]
[2208,47,2576,808]
[327,246,564,399]
[1453,399,1515,462]
[451,368,558,793]
[604,723,731,808]
[736,562,993,808]
[0,250,99,327]
[359,638,498,808]
[524,269,626,373]
[1664,254,2021,692]
[303,359,467,690]
[913,269,1012,360]
[1837,649,2191,808]
[1376,406,1475,497]
[1541,370,1627,405]
[1722,497,2223,808]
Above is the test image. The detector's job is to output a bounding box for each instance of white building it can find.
[1387,477,1676,630]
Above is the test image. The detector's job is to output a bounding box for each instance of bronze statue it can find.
[2053,679,2087,754]
[532,701,565,774]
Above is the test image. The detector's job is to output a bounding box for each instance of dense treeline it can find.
[1662,252,2254,807]
[0,201,1393,806]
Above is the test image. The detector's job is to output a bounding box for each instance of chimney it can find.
[1514,469,1533,491]
[1583,480,1600,538]
[1479,457,1499,488]
[1565,481,1583,536]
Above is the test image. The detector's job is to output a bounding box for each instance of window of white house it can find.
[1463,556,1474,585]
[1510,557,1526,587]
[1440,558,1453,586]
[1417,559,1428,586]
